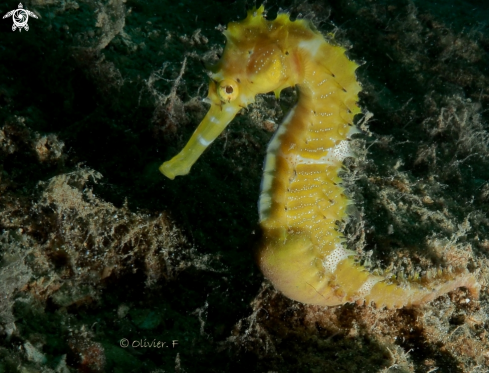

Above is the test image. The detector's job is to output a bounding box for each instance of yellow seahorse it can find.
[159,6,479,308]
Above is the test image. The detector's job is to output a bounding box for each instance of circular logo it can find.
[12,9,29,29]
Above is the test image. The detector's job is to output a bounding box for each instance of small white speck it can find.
[198,135,213,147]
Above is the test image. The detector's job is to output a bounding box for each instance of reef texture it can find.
[0,0,488,372]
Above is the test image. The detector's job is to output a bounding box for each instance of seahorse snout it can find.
[159,103,241,179]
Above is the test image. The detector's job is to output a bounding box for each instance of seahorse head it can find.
[209,6,303,103]
[159,5,306,179]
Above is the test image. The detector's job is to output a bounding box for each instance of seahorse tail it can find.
[256,229,480,309]
[361,268,480,309]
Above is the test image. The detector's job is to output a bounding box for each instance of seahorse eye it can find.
[218,79,239,102]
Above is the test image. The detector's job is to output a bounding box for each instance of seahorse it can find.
[159,6,479,308]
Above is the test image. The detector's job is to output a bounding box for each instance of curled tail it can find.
[256,229,479,309]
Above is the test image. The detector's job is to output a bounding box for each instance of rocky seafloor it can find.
[0,0,488,372]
